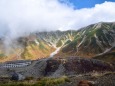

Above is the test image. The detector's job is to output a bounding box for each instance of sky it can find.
[59,0,115,9]
[0,0,115,38]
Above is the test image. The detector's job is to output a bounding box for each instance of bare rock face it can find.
[44,57,114,76]
[63,57,114,74]
[44,59,61,76]
[22,59,48,78]
[51,64,66,77]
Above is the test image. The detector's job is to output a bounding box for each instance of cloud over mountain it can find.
[0,0,115,38]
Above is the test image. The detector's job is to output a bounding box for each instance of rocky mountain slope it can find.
[0,30,76,62]
[60,22,115,62]
[0,22,115,62]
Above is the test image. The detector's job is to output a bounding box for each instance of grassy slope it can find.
[0,76,69,86]
[21,40,55,60]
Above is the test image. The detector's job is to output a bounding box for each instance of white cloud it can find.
[0,0,115,38]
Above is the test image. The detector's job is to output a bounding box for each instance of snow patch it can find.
[94,34,104,50]
[50,47,61,58]
[34,39,39,45]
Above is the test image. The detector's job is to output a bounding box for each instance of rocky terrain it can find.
[0,57,115,86]
[0,57,114,77]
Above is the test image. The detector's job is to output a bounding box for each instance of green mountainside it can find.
[0,22,115,62]
[60,22,115,62]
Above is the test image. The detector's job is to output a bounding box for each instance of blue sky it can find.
[59,0,115,9]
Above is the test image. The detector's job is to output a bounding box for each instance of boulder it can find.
[11,72,25,81]
[77,80,94,86]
